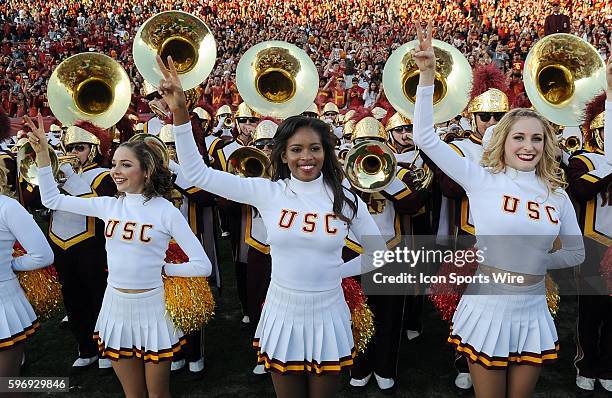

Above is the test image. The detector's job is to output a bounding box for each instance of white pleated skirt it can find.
[448,277,558,369]
[253,281,355,374]
[94,286,186,363]
[0,277,39,350]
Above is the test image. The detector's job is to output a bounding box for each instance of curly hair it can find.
[481,108,566,191]
[114,141,174,202]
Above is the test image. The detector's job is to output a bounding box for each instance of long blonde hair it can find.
[481,108,566,191]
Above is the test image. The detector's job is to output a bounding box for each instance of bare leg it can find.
[111,357,147,398]
[307,373,340,398]
[468,360,507,398]
[271,372,308,398]
[144,360,172,398]
[507,364,541,398]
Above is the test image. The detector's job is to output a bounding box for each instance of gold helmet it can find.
[215,105,233,118]
[253,120,278,142]
[302,103,319,117]
[590,112,604,131]
[385,112,412,132]
[49,124,62,133]
[467,88,510,114]
[235,102,258,119]
[159,124,174,144]
[64,126,101,147]
[371,107,387,121]
[135,123,145,133]
[582,93,606,152]
[343,109,356,124]
[343,119,356,138]
[143,80,158,99]
[193,107,212,121]
[352,117,388,142]
[322,102,339,115]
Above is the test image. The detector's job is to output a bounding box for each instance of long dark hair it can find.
[271,116,357,224]
[115,141,174,202]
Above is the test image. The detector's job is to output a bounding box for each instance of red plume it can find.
[511,92,532,109]
[582,92,606,144]
[470,64,510,101]
[259,116,282,125]
[74,120,111,161]
[350,107,374,124]
[115,115,135,143]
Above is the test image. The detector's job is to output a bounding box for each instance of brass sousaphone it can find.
[227,147,271,178]
[133,11,216,91]
[523,33,606,127]
[383,39,473,124]
[236,41,318,119]
[47,52,131,129]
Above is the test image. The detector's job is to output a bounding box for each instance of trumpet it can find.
[401,148,433,192]
[559,135,581,153]
[227,147,271,178]
[344,140,397,193]
[223,116,234,128]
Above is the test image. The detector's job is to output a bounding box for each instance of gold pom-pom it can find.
[15,267,63,319]
[545,274,560,317]
[163,276,215,334]
[351,304,375,354]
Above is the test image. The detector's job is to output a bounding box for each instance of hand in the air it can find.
[413,21,436,87]
[24,114,47,154]
[155,55,187,114]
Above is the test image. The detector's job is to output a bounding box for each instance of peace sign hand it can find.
[24,113,47,154]
[155,55,187,114]
[413,21,436,86]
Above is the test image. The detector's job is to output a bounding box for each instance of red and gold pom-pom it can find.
[342,278,375,354]
[545,274,560,317]
[163,241,215,334]
[12,242,62,319]
[429,248,479,322]
[600,245,612,293]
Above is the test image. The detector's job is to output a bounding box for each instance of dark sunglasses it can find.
[66,144,88,152]
[254,140,275,150]
[323,112,337,117]
[477,112,505,123]
[391,126,413,134]
[236,117,259,124]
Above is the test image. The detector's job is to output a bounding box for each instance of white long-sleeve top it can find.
[413,85,584,275]
[0,195,54,282]
[174,122,386,291]
[37,166,211,289]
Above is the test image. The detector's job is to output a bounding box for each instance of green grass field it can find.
[22,240,610,397]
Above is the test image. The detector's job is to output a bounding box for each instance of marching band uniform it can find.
[346,117,428,392]
[568,96,612,392]
[36,163,212,364]
[174,120,386,375]
[414,84,584,371]
[0,195,53,351]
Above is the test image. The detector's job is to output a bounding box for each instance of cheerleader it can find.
[412,23,584,397]
[0,168,53,377]
[159,56,385,398]
[26,114,211,398]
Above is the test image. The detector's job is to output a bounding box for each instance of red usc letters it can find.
[105,219,154,242]
[278,210,340,235]
[501,195,557,224]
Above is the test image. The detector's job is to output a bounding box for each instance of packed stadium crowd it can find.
[0,0,608,118]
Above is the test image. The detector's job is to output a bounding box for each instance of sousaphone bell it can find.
[227,147,271,179]
[236,41,318,119]
[383,39,472,123]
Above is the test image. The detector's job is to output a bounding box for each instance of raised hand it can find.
[155,55,189,125]
[413,21,436,86]
[24,114,47,154]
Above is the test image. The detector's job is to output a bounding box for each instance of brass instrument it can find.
[344,140,397,193]
[523,34,606,127]
[382,39,472,123]
[236,41,318,118]
[223,116,234,128]
[559,135,581,153]
[133,11,216,91]
[227,147,271,178]
[128,133,170,167]
[402,148,433,192]
[47,53,131,129]
[16,142,60,186]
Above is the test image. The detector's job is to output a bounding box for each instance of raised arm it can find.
[156,55,271,208]
[606,55,612,165]
[411,22,485,193]
[162,206,212,277]
[5,198,53,271]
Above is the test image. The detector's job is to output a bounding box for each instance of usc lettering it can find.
[105,219,154,243]
[277,210,341,235]
[501,195,558,224]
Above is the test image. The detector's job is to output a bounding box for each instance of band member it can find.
[0,166,53,377]
[143,81,170,136]
[27,114,211,398]
[161,56,385,398]
[213,105,234,142]
[205,75,230,110]
[159,125,217,374]
[386,112,415,161]
[301,103,320,118]
[568,88,612,391]
[412,23,584,398]
[345,115,429,393]
[321,102,343,141]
